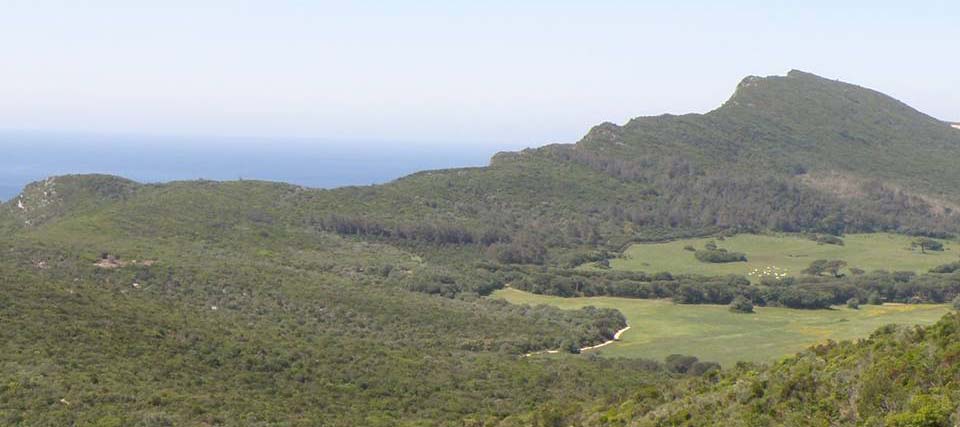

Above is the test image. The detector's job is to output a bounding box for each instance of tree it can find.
[688,361,721,376]
[665,354,699,374]
[562,339,581,354]
[912,238,944,254]
[802,259,829,276]
[825,260,848,278]
[729,295,754,313]
[488,232,547,265]
[803,259,846,277]
[931,262,960,274]
[695,249,747,263]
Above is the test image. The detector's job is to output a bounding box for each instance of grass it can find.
[493,287,950,366]
[602,233,957,277]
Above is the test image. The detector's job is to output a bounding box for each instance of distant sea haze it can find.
[0,131,525,201]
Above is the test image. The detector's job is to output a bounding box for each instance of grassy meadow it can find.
[494,288,950,366]
[602,233,957,277]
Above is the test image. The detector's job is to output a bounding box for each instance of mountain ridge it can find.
[6,70,960,257]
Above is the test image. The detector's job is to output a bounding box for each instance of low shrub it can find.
[695,249,747,263]
[729,296,754,313]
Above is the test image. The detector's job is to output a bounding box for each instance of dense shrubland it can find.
[5,70,960,425]
[0,228,645,426]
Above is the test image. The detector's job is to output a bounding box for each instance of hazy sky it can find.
[1,1,957,147]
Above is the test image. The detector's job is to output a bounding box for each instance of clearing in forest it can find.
[601,233,956,277]
[494,288,950,366]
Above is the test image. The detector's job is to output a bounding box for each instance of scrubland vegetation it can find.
[5,70,960,425]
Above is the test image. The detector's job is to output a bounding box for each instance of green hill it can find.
[1,178,648,426]
[301,70,960,264]
[4,70,960,425]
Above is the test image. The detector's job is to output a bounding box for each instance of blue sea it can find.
[0,131,527,201]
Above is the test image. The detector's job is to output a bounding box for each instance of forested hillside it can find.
[0,178,652,426]
[4,70,960,426]
[6,72,959,268]
[301,70,960,264]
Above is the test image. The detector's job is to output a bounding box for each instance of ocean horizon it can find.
[0,130,528,201]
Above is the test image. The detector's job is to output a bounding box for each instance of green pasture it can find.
[603,233,956,278]
[494,288,950,366]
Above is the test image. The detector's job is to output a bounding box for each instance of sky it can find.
[1,0,958,148]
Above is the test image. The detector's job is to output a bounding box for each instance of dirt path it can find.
[580,326,631,351]
[523,325,630,357]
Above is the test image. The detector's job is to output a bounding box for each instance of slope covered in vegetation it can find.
[302,70,960,264]
[4,69,960,426]
[0,180,654,426]
[514,312,960,427]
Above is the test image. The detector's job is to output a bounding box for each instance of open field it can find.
[602,233,956,277]
[494,288,950,366]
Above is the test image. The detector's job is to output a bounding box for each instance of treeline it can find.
[505,265,960,309]
[315,213,507,245]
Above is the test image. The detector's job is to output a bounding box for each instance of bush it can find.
[802,259,847,277]
[695,249,747,263]
[953,296,960,311]
[652,271,674,281]
[912,238,944,253]
[810,234,845,246]
[846,298,860,309]
[931,262,960,274]
[688,361,721,376]
[729,296,754,313]
[683,245,696,252]
[665,354,699,374]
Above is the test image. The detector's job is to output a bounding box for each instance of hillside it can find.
[300,70,960,265]
[4,70,960,426]
[508,313,960,426]
[5,71,959,266]
[0,178,652,426]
